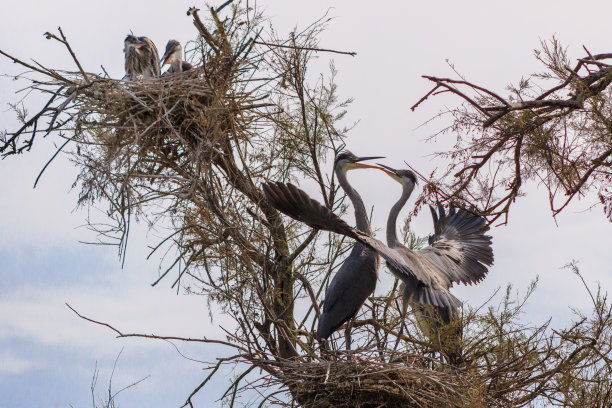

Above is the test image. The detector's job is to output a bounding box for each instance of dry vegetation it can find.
[411,39,612,225]
[1,2,611,407]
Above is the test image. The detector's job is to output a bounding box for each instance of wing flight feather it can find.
[262,181,433,286]
[417,206,494,287]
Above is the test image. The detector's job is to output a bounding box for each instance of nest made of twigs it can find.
[77,64,248,164]
[262,351,490,408]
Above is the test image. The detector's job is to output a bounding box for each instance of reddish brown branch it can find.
[413,43,612,223]
[65,303,247,351]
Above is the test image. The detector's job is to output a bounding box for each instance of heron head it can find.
[161,39,182,66]
[376,163,418,187]
[124,34,147,49]
[334,150,385,174]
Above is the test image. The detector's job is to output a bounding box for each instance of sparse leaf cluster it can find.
[413,38,612,224]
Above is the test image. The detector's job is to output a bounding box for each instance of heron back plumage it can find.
[316,246,378,341]
[124,35,160,80]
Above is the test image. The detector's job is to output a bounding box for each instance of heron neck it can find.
[386,183,413,247]
[336,169,371,235]
[171,57,182,73]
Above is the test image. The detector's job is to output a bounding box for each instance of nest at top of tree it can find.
[69,37,259,171]
[1,5,265,171]
[74,64,247,164]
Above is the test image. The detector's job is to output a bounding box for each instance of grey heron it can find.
[160,40,193,74]
[377,164,493,364]
[123,34,161,80]
[314,151,383,349]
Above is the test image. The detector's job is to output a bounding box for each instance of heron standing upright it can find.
[123,34,161,80]
[377,164,494,364]
[315,151,383,349]
[160,40,193,74]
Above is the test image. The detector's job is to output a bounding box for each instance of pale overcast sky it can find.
[1,1,611,407]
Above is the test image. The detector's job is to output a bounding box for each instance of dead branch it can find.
[413,38,612,223]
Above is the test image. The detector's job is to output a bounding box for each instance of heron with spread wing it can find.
[377,164,493,364]
[266,152,383,349]
[262,171,463,345]
[160,40,193,74]
[263,163,493,355]
[123,34,161,80]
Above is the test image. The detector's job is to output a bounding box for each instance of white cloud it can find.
[0,351,38,374]
[0,280,230,352]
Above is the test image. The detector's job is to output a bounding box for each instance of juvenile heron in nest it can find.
[160,40,193,74]
[377,164,493,364]
[123,34,161,80]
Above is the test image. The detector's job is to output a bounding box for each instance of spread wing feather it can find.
[417,205,493,287]
[262,181,354,236]
[262,181,434,286]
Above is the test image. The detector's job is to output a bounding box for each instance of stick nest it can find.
[264,351,487,408]
[76,61,248,173]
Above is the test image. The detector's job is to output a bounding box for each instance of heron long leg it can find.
[345,315,356,351]
[433,326,443,362]
[390,293,409,362]
[391,316,407,358]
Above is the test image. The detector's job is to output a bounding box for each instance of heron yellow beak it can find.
[375,163,402,183]
[375,163,396,176]
[160,50,170,66]
[355,156,385,162]
[352,155,385,170]
[353,163,382,170]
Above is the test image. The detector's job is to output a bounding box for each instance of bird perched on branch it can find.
[123,34,161,80]
[265,152,383,349]
[160,40,193,74]
[377,164,493,364]
[315,151,383,349]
